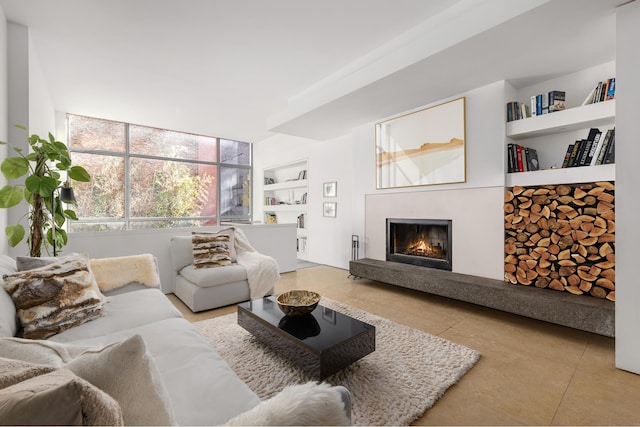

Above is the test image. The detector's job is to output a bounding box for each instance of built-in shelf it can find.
[506,163,615,187]
[263,159,309,261]
[263,204,308,212]
[506,100,615,140]
[264,179,308,192]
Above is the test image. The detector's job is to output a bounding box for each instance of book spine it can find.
[605,78,616,100]
[590,129,609,166]
[603,133,616,164]
[567,141,581,167]
[507,143,514,173]
[584,128,602,165]
[594,82,603,103]
[561,144,574,168]
[576,139,592,166]
[525,147,539,171]
[548,91,566,113]
[536,94,542,116]
[516,145,524,172]
[595,130,613,165]
[530,96,537,116]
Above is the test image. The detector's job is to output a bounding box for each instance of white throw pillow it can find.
[0,360,124,426]
[0,335,175,426]
[225,382,350,426]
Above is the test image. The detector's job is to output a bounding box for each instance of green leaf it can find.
[54,210,66,227]
[14,124,26,131]
[68,166,91,182]
[25,175,58,197]
[6,224,25,247]
[1,157,29,179]
[0,185,24,208]
[64,209,79,220]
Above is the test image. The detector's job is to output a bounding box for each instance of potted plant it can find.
[0,126,90,257]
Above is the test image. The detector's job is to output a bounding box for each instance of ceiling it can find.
[0,0,621,143]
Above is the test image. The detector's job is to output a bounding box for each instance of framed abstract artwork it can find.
[323,202,337,218]
[375,97,466,189]
[323,181,337,197]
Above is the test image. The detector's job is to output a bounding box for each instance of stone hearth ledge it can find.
[349,258,614,337]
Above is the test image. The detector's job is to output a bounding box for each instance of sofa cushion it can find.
[0,335,175,426]
[0,356,124,426]
[62,317,261,426]
[47,288,182,343]
[0,256,18,338]
[179,263,247,288]
[15,254,107,304]
[192,232,234,268]
[2,254,106,339]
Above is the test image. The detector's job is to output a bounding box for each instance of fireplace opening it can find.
[386,218,452,271]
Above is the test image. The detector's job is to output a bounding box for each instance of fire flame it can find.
[406,239,444,259]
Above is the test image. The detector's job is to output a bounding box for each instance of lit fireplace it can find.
[386,218,452,271]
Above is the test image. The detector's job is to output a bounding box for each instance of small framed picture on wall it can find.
[323,202,337,218]
[323,181,337,198]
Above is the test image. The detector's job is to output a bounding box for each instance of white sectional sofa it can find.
[0,254,350,426]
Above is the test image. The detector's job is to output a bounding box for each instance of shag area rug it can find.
[195,298,480,426]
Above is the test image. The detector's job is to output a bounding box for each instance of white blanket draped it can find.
[232,228,280,299]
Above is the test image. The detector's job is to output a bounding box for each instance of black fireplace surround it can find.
[386,218,452,271]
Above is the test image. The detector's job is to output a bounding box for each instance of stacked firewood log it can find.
[504,181,615,301]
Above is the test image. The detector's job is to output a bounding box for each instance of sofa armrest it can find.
[225,382,351,426]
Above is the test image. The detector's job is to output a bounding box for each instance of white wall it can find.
[254,133,356,269]
[255,80,507,277]
[360,81,507,279]
[4,23,65,258]
[28,34,55,137]
[615,0,640,375]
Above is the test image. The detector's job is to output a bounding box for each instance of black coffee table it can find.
[237,296,375,380]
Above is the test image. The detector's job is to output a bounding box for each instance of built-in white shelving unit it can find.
[263,159,309,260]
[506,100,615,186]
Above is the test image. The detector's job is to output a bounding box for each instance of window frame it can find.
[67,114,252,230]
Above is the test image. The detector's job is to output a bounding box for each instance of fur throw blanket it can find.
[89,254,160,292]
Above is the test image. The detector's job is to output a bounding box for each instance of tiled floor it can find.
[167,265,640,426]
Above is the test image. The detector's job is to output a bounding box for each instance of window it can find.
[68,114,251,232]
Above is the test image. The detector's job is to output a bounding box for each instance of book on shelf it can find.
[565,142,581,168]
[264,197,277,205]
[583,128,603,166]
[603,131,615,164]
[561,128,614,168]
[594,129,615,165]
[297,169,308,180]
[296,213,305,229]
[548,91,566,113]
[582,77,615,105]
[525,147,539,171]
[265,211,277,224]
[561,144,574,168]
[506,143,539,173]
[506,102,531,122]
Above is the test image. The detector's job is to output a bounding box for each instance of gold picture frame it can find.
[375,97,466,189]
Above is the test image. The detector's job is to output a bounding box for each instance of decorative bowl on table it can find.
[277,290,320,317]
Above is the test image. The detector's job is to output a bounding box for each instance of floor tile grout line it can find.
[549,334,591,425]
